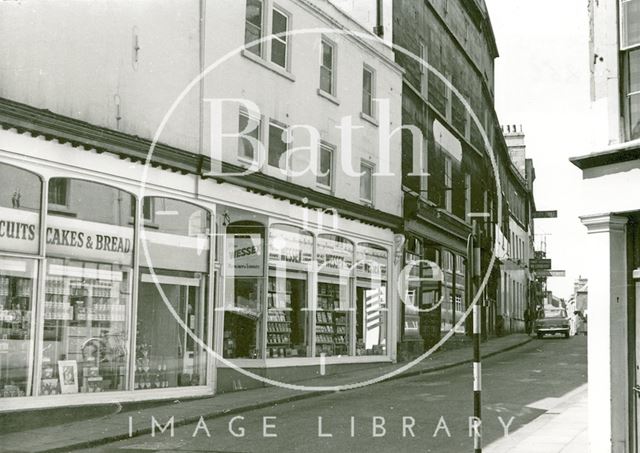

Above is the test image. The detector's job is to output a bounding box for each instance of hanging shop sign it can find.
[356,243,388,280]
[316,234,354,272]
[225,233,263,277]
[268,225,313,266]
[0,206,39,255]
[46,215,133,266]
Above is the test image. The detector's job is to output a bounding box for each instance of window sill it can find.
[360,199,374,208]
[47,204,76,217]
[360,111,379,127]
[241,49,296,82]
[317,89,340,106]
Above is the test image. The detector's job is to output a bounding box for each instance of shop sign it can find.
[140,229,209,273]
[317,235,353,271]
[225,233,263,277]
[268,226,313,265]
[356,244,388,279]
[529,258,552,271]
[46,215,134,266]
[0,206,39,255]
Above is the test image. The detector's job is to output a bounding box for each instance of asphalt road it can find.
[83,335,587,453]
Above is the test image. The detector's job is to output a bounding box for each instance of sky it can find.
[485,0,593,299]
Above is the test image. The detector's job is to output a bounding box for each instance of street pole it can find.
[470,219,482,453]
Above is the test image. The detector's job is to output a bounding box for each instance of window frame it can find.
[48,178,69,209]
[270,5,290,69]
[316,142,334,191]
[319,37,337,96]
[267,120,289,170]
[359,160,375,205]
[444,156,452,212]
[237,107,262,163]
[362,64,375,118]
[244,0,264,57]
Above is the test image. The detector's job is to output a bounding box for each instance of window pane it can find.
[623,0,640,48]
[245,0,262,55]
[320,67,332,94]
[362,69,373,115]
[271,39,287,68]
[48,179,67,206]
[629,93,640,139]
[318,146,332,187]
[272,9,287,37]
[238,112,259,160]
[0,258,36,397]
[322,41,333,69]
[245,0,262,28]
[630,49,640,93]
[268,124,287,168]
[360,164,373,201]
[0,163,41,255]
[267,276,308,358]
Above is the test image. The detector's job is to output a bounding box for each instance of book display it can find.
[267,276,292,358]
[42,261,129,394]
[315,282,348,357]
[0,270,34,398]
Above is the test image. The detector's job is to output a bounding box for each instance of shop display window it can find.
[42,178,135,395]
[0,257,36,398]
[137,197,211,389]
[315,280,350,357]
[267,274,308,358]
[355,244,388,356]
[42,259,130,394]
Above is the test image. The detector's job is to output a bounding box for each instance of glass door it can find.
[136,272,208,389]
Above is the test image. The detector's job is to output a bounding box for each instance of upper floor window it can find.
[362,66,375,117]
[270,7,289,68]
[360,161,374,204]
[625,49,640,139]
[317,143,333,189]
[444,156,452,212]
[622,0,640,49]
[268,121,288,169]
[320,39,336,96]
[238,108,261,162]
[244,0,263,56]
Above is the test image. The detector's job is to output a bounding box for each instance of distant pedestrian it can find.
[524,307,533,335]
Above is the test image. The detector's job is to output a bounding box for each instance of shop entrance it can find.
[136,272,208,389]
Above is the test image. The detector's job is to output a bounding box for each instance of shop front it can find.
[216,212,394,391]
[0,158,216,410]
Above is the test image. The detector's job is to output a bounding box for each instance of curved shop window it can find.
[223,222,265,359]
[355,243,388,356]
[267,224,313,358]
[0,163,42,398]
[137,197,211,389]
[315,234,354,357]
[42,178,134,395]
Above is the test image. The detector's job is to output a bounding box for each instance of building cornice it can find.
[580,213,628,234]
[0,96,403,232]
[570,140,640,170]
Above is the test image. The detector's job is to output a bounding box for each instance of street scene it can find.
[0,0,638,452]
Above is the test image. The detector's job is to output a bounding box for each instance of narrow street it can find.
[82,336,587,453]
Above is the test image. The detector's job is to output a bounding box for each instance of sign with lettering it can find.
[356,243,388,279]
[533,210,558,219]
[140,229,209,273]
[317,234,353,272]
[225,233,263,277]
[268,225,313,266]
[0,206,39,255]
[529,258,552,271]
[46,215,134,266]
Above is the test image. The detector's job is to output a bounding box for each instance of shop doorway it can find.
[136,272,208,389]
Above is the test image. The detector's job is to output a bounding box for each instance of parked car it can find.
[534,307,571,339]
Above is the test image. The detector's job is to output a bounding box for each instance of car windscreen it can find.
[538,309,567,318]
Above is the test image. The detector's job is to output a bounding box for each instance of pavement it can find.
[0,333,541,453]
[483,383,587,453]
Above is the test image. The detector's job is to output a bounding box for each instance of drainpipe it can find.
[375,0,384,38]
